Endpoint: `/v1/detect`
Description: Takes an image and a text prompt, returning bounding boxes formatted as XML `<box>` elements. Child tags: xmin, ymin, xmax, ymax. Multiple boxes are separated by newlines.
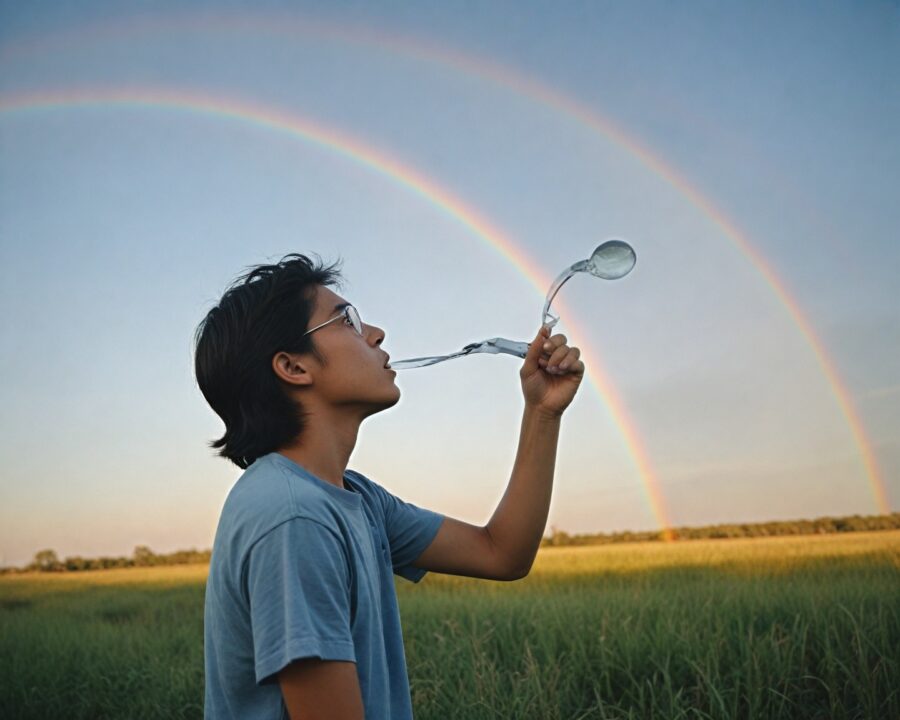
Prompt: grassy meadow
<box><xmin>1</xmin><ymin>531</ymin><xmax>898</xmax><ymax>719</ymax></box>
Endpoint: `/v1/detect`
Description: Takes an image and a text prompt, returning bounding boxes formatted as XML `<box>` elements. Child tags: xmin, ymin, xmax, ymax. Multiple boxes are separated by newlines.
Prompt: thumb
<box><xmin>521</xmin><ymin>325</ymin><xmax>550</xmax><ymax>375</ymax></box>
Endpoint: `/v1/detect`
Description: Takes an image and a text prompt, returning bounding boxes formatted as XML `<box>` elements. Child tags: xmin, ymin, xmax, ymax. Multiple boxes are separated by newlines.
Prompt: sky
<box><xmin>0</xmin><ymin>1</ymin><xmax>897</xmax><ymax>568</ymax></box>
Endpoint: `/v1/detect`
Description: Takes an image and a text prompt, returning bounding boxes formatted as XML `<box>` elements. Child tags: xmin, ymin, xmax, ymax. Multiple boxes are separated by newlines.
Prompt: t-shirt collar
<box><xmin>267</xmin><ymin>452</ymin><xmax>363</xmax><ymax>507</ymax></box>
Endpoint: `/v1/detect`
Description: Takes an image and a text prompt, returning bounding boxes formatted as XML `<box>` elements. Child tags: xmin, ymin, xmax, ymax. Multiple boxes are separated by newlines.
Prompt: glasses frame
<box><xmin>302</xmin><ymin>305</ymin><xmax>363</xmax><ymax>337</ymax></box>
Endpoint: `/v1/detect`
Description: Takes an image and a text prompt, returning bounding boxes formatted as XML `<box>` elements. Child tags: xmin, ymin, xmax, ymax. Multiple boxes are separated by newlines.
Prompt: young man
<box><xmin>196</xmin><ymin>254</ymin><xmax>584</xmax><ymax>719</ymax></box>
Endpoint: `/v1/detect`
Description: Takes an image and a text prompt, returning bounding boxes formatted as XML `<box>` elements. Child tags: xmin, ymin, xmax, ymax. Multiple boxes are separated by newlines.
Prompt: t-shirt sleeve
<box><xmin>375</xmin><ymin>483</ymin><xmax>445</xmax><ymax>583</ymax></box>
<box><xmin>245</xmin><ymin>518</ymin><xmax>356</xmax><ymax>685</ymax></box>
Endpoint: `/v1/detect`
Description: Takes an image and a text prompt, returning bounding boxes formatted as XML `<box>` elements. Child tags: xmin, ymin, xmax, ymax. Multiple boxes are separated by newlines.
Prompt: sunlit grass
<box><xmin>2</xmin><ymin>532</ymin><xmax>898</xmax><ymax>719</ymax></box>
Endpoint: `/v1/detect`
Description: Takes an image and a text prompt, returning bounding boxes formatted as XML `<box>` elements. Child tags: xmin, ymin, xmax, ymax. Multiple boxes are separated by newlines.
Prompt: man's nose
<box><xmin>366</xmin><ymin>323</ymin><xmax>385</xmax><ymax>346</ymax></box>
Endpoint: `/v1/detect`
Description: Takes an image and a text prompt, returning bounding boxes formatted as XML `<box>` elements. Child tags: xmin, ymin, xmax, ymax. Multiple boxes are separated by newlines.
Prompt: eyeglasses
<box><xmin>303</xmin><ymin>305</ymin><xmax>364</xmax><ymax>337</ymax></box>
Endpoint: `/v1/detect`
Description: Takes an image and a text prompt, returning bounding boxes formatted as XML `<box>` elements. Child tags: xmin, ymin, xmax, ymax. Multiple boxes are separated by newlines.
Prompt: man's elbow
<box><xmin>497</xmin><ymin>560</ymin><xmax>532</xmax><ymax>581</ymax></box>
<box><xmin>483</xmin><ymin>527</ymin><xmax>533</xmax><ymax>581</ymax></box>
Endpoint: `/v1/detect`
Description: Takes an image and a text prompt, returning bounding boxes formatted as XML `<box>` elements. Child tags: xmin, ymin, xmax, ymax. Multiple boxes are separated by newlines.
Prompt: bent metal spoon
<box><xmin>389</xmin><ymin>240</ymin><xmax>636</xmax><ymax>370</ymax></box>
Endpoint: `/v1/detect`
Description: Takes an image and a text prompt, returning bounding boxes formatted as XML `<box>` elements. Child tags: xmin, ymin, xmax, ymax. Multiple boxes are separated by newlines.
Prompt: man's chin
<box><xmin>362</xmin><ymin>387</ymin><xmax>401</xmax><ymax>417</ymax></box>
<box><xmin>382</xmin><ymin>386</ymin><xmax>401</xmax><ymax>409</ymax></box>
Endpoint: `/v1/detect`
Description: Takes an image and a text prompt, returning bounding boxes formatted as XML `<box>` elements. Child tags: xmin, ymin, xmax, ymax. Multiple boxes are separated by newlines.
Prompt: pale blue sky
<box><xmin>1</xmin><ymin>1</ymin><xmax>897</xmax><ymax>567</ymax></box>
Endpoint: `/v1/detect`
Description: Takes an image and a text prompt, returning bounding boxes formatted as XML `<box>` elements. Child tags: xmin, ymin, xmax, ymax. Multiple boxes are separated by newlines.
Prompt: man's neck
<box><xmin>276</xmin><ymin>407</ymin><xmax>361</xmax><ymax>490</ymax></box>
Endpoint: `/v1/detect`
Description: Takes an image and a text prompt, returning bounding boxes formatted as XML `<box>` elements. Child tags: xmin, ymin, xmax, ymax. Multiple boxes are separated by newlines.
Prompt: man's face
<box><xmin>298</xmin><ymin>285</ymin><xmax>400</xmax><ymax>417</ymax></box>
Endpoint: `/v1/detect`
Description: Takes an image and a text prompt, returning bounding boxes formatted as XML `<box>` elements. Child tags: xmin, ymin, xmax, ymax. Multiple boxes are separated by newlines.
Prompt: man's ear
<box><xmin>272</xmin><ymin>352</ymin><xmax>314</xmax><ymax>387</ymax></box>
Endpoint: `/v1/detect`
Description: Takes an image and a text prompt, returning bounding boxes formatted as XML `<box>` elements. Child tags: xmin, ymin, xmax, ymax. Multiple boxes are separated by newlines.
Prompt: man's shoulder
<box><xmin>217</xmin><ymin>454</ymin><xmax>346</xmax><ymax>551</ymax></box>
<box><xmin>344</xmin><ymin>468</ymin><xmax>390</xmax><ymax>509</ymax></box>
<box><xmin>222</xmin><ymin>454</ymin><xmax>294</xmax><ymax>517</ymax></box>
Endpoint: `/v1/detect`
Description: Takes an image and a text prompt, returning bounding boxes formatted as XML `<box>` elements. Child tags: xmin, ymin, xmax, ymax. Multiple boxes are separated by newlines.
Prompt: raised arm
<box><xmin>413</xmin><ymin>326</ymin><xmax>584</xmax><ymax>580</ymax></box>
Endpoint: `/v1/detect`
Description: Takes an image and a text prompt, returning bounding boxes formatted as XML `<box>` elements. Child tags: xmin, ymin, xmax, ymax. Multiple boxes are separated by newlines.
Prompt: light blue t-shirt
<box><xmin>204</xmin><ymin>452</ymin><xmax>444</xmax><ymax>719</ymax></box>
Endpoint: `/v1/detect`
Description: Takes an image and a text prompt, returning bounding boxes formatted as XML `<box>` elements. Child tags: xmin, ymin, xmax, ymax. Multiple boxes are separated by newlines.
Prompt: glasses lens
<box><xmin>347</xmin><ymin>306</ymin><xmax>363</xmax><ymax>334</ymax></box>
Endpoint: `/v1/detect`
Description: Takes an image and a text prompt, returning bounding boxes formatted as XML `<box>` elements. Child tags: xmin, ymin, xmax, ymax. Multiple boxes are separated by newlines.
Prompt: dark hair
<box><xmin>193</xmin><ymin>253</ymin><xmax>344</xmax><ymax>469</ymax></box>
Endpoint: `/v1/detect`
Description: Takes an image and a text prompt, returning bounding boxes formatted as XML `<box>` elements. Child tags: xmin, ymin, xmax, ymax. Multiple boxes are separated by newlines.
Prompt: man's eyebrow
<box><xmin>332</xmin><ymin>302</ymin><xmax>351</xmax><ymax>313</ymax></box>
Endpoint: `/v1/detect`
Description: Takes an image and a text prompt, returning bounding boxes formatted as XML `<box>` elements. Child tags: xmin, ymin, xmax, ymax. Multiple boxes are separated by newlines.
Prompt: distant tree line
<box><xmin>540</xmin><ymin>512</ymin><xmax>900</xmax><ymax>548</ymax></box>
<box><xmin>3</xmin><ymin>512</ymin><xmax>898</xmax><ymax>573</ymax></box>
<box><xmin>1</xmin><ymin>545</ymin><xmax>211</xmax><ymax>575</ymax></box>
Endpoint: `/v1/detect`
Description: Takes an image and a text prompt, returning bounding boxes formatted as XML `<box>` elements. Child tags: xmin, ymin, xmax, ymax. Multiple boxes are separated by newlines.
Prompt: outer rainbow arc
<box><xmin>359</xmin><ymin>31</ymin><xmax>891</xmax><ymax>515</ymax></box>
<box><xmin>0</xmin><ymin>87</ymin><xmax>675</xmax><ymax>536</ymax></box>
<box><xmin>0</xmin><ymin>12</ymin><xmax>889</xmax><ymax>513</ymax></box>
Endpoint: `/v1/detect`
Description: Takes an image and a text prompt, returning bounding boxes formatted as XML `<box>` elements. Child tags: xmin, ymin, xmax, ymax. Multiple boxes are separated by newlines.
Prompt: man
<box><xmin>195</xmin><ymin>253</ymin><xmax>584</xmax><ymax>719</ymax></box>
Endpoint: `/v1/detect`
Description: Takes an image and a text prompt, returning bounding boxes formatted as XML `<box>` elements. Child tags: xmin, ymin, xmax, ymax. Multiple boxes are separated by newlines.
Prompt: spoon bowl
<box><xmin>587</xmin><ymin>239</ymin><xmax>637</xmax><ymax>280</ymax></box>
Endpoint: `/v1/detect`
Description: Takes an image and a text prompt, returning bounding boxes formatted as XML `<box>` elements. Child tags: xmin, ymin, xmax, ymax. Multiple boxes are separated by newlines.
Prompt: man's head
<box><xmin>194</xmin><ymin>254</ymin><xmax>399</xmax><ymax>469</ymax></box>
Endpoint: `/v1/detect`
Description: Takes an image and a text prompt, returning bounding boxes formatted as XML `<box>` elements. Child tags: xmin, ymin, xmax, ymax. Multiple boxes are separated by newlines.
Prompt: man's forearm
<box><xmin>485</xmin><ymin>404</ymin><xmax>561</xmax><ymax>577</ymax></box>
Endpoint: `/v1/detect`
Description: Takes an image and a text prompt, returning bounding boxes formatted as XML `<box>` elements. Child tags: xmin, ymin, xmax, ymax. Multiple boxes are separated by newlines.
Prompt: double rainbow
<box><xmin>0</xmin><ymin>17</ymin><xmax>889</xmax><ymax>523</ymax></box>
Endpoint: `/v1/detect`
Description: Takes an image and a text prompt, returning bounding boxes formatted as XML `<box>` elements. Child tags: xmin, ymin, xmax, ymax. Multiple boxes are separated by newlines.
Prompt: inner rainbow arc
<box><xmin>0</xmin><ymin>87</ymin><xmax>676</xmax><ymax>536</ymax></box>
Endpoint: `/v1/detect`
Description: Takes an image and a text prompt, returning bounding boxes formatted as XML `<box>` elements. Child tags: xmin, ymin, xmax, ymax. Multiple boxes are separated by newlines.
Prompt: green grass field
<box><xmin>2</xmin><ymin>531</ymin><xmax>898</xmax><ymax>719</ymax></box>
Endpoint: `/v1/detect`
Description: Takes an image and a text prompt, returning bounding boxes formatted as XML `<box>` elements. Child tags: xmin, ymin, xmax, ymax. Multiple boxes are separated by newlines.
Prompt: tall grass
<box><xmin>2</xmin><ymin>532</ymin><xmax>898</xmax><ymax>719</ymax></box>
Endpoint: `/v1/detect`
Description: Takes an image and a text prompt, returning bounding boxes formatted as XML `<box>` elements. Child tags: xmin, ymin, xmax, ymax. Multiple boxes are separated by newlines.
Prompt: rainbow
<box><xmin>0</xmin><ymin>14</ymin><xmax>889</xmax><ymax>515</ymax></box>
<box><xmin>0</xmin><ymin>88</ymin><xmax>676</xmax><ymax>535</ymax></box>
<box><xmin>420</xmin><ymin>50</ymin><xmax>893</xmax><ymax>516</ymax></box>
<box><xmin>296</xmin><ymin>20</ymin><xmax>892</xmax><ymax>516</ymax></box>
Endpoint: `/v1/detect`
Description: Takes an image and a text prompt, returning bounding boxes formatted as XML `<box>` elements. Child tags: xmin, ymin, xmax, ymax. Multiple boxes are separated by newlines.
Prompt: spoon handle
<box><xmin>389</xmin><ymin>349</ymin><xmax>470</xmax><ymax>369</ymax></box>
<box><xmin>391</xmin><ymin>337</ymin><xmax>529</xmax><ymax>369</ymax></box>
<box><xmin>480</xmin><ymin>337</ymin><xmax>529</xmax><ymax>358</ymax></box>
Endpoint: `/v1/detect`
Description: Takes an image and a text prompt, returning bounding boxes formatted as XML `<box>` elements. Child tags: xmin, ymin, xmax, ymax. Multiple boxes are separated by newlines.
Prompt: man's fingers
<box><xmin>528</xmin><ymin>330</ymin><xmax>585</xmax><ymax>376</ymax></box>
<box><xmin>554</xmin><ymin>347</ymin><xmax>581</xmax><ymax>371</ymax></box>
<box><xmin>544</xmin><ymin>333</ymin><xmax>567</xmax><ymax>350</ymax></box>
<box><xmin>522</xmin><ymin>325</ymin><xmax>551</xmax><ymax>374</ymax></box>
<box><xmin>538</xmin><ymin>343</ymin><xmax>582</xmax><ymax>374</ymax></box>
<box><xmin>546</xmin><ymin>345</ymin><xmax>571</xmax><ymax>368</ymax></box>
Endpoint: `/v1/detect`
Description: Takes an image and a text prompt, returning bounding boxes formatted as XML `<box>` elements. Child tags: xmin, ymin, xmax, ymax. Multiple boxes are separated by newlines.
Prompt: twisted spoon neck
<box><xmin>542</xmin><ymin>259</ymin><xmax>589</xmax><ymax>326</ymax></box>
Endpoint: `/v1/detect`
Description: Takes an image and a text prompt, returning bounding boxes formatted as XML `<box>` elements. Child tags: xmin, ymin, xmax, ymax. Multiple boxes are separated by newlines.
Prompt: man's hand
<box><xmin>520</xmin><ymin>325</ymin><xmax>585</xmax><ymax>417</ymax></box>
